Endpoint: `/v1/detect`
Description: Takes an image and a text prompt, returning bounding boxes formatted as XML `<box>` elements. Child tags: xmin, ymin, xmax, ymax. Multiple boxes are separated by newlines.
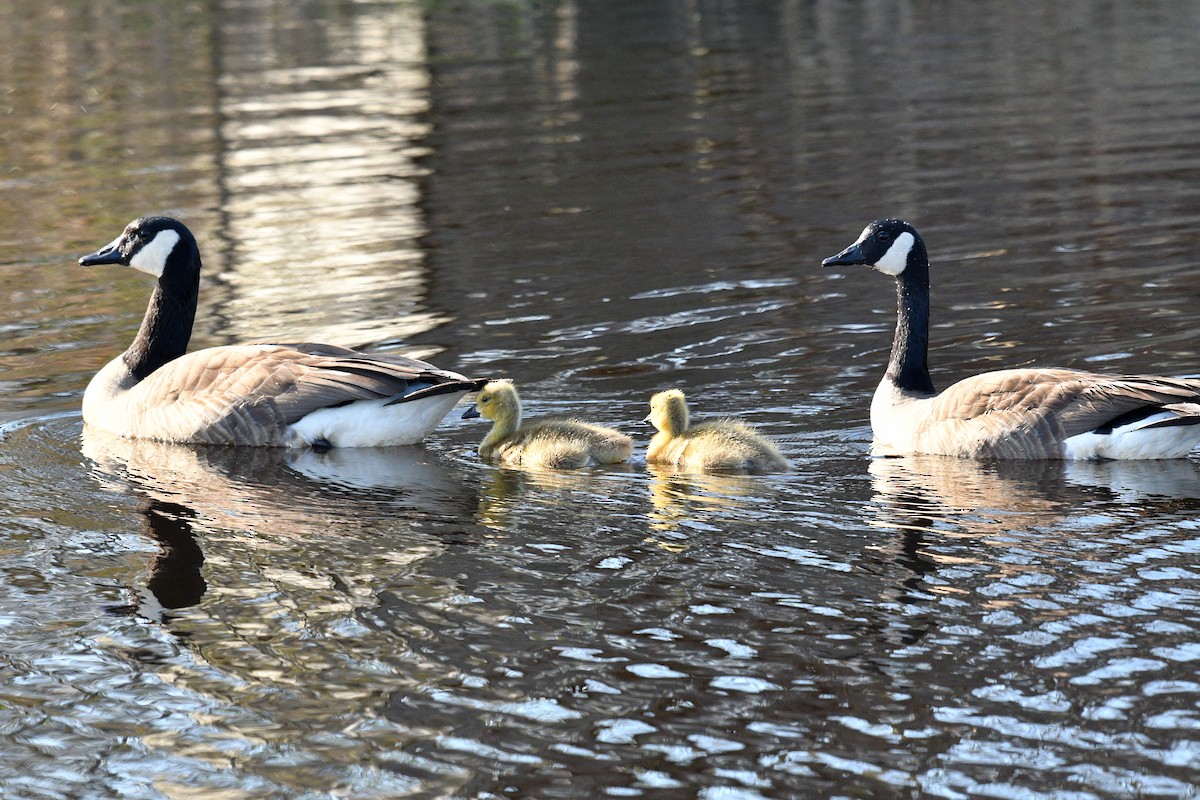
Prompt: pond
<box><xmin>2</xmin><ymin>1</ymin><xmax>1200</xmax><ymax>797</ymax></box>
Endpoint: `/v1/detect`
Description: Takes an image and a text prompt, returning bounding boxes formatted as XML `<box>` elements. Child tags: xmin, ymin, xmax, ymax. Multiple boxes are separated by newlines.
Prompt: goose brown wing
<box><xmin>1052</xmin><ymin>374</ymin><xmax>1200</xmax><ymax>433</ymax></box>
<box><xmin>270</xmin><ymin>342</ymin><xmax>482</xmax><ymax>389</ymax></box>
<box><xmin>925</xmin><ymin>368</ymin><xmax>1200</xmax><ymax>457</ymax></box>
<box><xmin>124</xmin><ymin>344</ymin><xmax>482</xmax><ymax>445</ymax></box>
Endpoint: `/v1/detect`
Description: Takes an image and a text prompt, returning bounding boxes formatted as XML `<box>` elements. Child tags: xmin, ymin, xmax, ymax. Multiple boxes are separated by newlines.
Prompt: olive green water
<box><xmin>2</xmin><ymin>1</ymin><xmax>1200</xmax><ymax>797</ymax></box>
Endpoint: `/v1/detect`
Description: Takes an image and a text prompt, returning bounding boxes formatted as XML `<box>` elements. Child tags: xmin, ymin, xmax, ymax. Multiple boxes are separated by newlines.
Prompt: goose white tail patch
<box><xmin>873</xmin><ymin>231</ymin><xmax>915</xmax><ymax>276</ymax></box>
<box><xmin>130</xmin><ymin>229</ymin><xmax>181</xmax><ymax>277</ymax></box>
<box><xmin>285</xmin><ymin>390</ymin><xmax>469</xmax><ymax>448</ymax></box>
<box><xmin>1064</xmin><ymin>411</ymin><xmax>1200</xmax><ymax>460</ymax></box>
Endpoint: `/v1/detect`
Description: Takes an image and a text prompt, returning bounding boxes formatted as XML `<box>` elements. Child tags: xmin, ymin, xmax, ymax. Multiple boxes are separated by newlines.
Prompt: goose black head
<box><xmin>822</xmin><ymin>219</ymin><xmax>925</xmax><ymax>277</ymax></box>
<box><xmin>79</xmin><ymin>217</ymin><xmax>199</xmax><ymax>280</ymax></box>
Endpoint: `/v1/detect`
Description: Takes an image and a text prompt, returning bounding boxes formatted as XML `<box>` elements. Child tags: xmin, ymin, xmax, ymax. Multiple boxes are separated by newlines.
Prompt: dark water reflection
<box><xmin>3</xmin><ymin>0</ymin><xmax>1200</xmax><ymax>797</ymax></box>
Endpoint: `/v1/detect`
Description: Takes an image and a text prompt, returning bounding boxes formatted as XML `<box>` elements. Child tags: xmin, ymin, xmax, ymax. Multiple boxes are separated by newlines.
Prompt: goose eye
<box><xmin>877</xmin><ymin>230</ymin><xmax>892</xmax><ymax>242</ymax></box>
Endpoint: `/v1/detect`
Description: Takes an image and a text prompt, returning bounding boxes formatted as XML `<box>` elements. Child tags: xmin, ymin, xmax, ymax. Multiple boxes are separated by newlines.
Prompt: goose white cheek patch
<box><xmin>129</xmin><ymin>229</ymin><xmax>181</xmax><ymax>277</ymax></box>
<box><xmin>873</xmin><ymin>231</ymin><xmax>914</xmax><ymax>276</ymax></box>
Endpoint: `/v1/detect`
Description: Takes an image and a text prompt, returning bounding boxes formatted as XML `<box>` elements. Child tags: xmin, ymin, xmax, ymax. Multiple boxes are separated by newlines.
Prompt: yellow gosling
<box><xmin>463</xmin><ymin>380</ymin><xmax>633</xmax><ymax>469</ymax></box>
<box><xmin>645</xmin><ymin>389</ymin><xmax>788</xmax><ymax>473</ymax></box>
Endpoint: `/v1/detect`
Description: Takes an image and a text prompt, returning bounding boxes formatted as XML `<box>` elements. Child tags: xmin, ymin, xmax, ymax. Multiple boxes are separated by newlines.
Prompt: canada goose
<box><xmin>79</xmin><ymin>216</ymin><xmax>485</xmax><ymax>447</ymax></box>
<box><xmin>462</xmin><ymin>380</ymin><xmax>633</xmax><ymax>468</ymax></box>
<box><xmin>644</xmin><ymin>389</ymin><xmax>788</xmax><ymax>473</ymax></box>
<box><xmin>822</xmin><ymin>218</ymin><xmax>1200</xmax><ymax>459</ymax></box>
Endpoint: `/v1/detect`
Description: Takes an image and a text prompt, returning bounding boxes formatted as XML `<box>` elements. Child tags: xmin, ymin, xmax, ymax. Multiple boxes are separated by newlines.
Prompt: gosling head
<box><xmin>645</xmin><ymin>389</ymin><xmax>689</xmax><ymax>436</ymax></box>
<box><xmin>462</xmin><ymin>379</ymin><xmax>522</xmax><ymax>423</ymax></box>
<box><xmin>821</xmin><ymin>218</ymin><xmax>925</xmax><ymax>278</ymax></box>
<box><xmin>79</xmin><ymin>216</ymin><xmax>199</xmax><ymax>281</ymax></box>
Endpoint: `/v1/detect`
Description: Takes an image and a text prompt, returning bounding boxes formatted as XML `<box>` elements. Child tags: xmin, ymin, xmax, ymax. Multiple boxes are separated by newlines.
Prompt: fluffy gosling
<box><xmin>463</xmin><ymin>380</ymin><xmax>633</xmax><ymax>469</ymax></box>
<box><xmin>645</xmin><ymin>389</ymin><xmax>787</xmax><ymax>473</ymax></box>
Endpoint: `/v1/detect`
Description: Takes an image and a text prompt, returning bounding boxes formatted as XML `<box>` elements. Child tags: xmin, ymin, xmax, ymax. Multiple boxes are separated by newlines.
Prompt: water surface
<box><xmin>2</xmin><ymin>1</ymin><xmax>1200</xmax><ymax>797</ymax></box>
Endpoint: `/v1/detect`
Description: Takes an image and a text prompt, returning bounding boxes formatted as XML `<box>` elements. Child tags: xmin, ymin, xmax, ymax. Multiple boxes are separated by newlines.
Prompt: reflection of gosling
<box><xmin>463</xmin><ymin>380</ymin><xmax>633</xmax><ymax>469</ymax></box>
<box><xmin>645</xmin><ymin>389</ymin><xmax>788</xmax><ymax>473</ymax></box>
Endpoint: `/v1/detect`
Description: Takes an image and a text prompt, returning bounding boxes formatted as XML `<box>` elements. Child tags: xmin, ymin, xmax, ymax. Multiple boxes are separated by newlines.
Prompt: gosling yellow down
<box><xmin>645</xmin><ymin>389</ymin><xmax>788</xmax><ymax>473</ymax></box>
<box><xmin>463</xmin><ymin>380</ymin><xmax>633</xmax><ymax>469</ymax></box>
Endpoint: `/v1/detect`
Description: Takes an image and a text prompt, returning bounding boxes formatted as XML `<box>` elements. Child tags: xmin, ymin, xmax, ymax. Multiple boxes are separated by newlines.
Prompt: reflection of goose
<box><xmin>1062</xmin><ymin>458</ymin><xmax>1200</xmax><ymax>502</ymax></box>
<box><xmin>140</xmin><ymin>499</ymin><xmax>206</xmax><ymax>610</ymax></box>
<box><xmin>84</xmin><ymin>424</ymin><xmax>480</xmax><ymax>617</ymax></box>
<box><xmin>462</xmin><ymin>380</ymin><xmax>633</xmax><ymax>469</ymax></box>
<box><xmin>102</xmin><ymin>498</ymin><xmax>208</xmax><ymax>616</ymax></box>
<box><xmin>867</xmin><ymin>456</ymin><xmax>1071</xmax><ymax>539</ymax></box>
<box><xmin>645</xmin><ymin>464</ymin><xmax>767</xmax><ymax>540</ymax></box>
<box><xmin>644</xmin><ymin>389</ymin><xmax>787</xmax><ymax>473</ymax></box>
<box><xmin>823</xmin><ymin>219</ymin><xmax>1200</xmax><ymax>459</ymax></box>
<box><xmin>863</xmin><ymin>453</ymin><xmax>1200</xmax><ymax>647</ymax></box>
<box><xmin>869</xmin><ymin>454</ymin><xmax>1200</xmax><ymax>541</ymax></box>
<box><xmin>472</xmin><ymin>464</ymin><xmax>634</xmax><ymax>532</ymax></box>
<box><xmin>287</xmin><ymin>446</ymin><xmax>471</xmax><ymax>495</ymax></box>
<box><xmin>81</xmin><ymin>426</ymin><xmax>478</xmax><ymax>534</ymax></box>
<box><xmin>78</xmin><ymin>217</ymin><xmax>485</xmax><ymax>447</ymax></box>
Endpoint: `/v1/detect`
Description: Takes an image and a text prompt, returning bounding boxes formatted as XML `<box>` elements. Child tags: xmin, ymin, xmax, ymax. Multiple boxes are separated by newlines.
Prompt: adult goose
<box><xmin>79</xmin><ymin>216</ymin><xmax>485</xmax><ymax>448</ymax></box>
<box><xmin>822</xmin><ymin>219</ymin><xmax>1200</xmax><ymax>459</ymax></box>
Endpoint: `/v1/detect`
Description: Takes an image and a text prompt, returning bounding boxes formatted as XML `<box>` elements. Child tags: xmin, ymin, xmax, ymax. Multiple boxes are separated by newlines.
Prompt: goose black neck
<box><xmin>122</xmin><ymin>249</ymin><xmax>200</xmax><ymax>382</ymax></box>
<box><xmin>888</xmin><ymin>248</ymin><xmax>935</xmax><ymax>395</ymax></box>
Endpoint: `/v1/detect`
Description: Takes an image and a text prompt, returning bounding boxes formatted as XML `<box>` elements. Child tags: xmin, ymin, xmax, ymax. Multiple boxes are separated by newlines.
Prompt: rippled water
<box><xmin>3</xmin><ymin>1</ymin><xmax>1200</xmax><ymax>798</ymax></box>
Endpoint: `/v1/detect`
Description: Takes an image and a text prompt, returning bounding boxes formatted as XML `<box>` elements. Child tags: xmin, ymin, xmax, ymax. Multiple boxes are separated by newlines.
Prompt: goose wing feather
<box><xmin>920</xmin><ymin>368</ymin><xmax>1200</xmax><ymax>457</ymax></box>
<box><xmin>116</xmin><ymin>344</ymin><xmax>480</xmax><ymax>445</ymax></box>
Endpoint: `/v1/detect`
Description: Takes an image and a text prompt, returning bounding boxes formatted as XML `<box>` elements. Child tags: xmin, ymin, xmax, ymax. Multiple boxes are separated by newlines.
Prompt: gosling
<box><xmin>463</xmin><ymin>380</ymin><xmax>633</xmax><ymax>469</ymax></box>
<box><xmin>645</xmin><ymin>389</ymin><xmax>788</xmax><ymax>473</ymax></box>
